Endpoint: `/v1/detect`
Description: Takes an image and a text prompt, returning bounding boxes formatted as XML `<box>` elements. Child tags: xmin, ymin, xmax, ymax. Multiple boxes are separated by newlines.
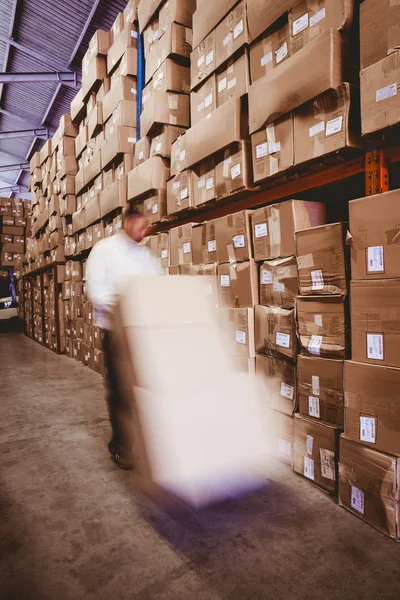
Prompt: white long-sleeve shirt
<box><xmin>86</xmin><ymin>232</ymin><xmax>161</xmax><ymax>329</ymax></box>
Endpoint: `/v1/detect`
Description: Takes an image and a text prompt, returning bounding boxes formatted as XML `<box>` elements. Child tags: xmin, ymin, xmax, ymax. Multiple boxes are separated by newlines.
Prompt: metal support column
<box><xmin>365</xmin><ymin>149</ymin><xmax>389</xmax><ymax>196</ymax></box>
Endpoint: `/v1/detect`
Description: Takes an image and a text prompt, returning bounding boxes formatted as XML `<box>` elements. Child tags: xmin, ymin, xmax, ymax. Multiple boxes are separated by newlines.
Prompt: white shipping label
<box><xmin>155</xmin><ymin>142</ymin><xmax>162</xmax><ymax>153</ymax></box>
<box><xmin>312</xmin><ymin>375</ymin><xmax>320</xmax><ymax>396</ymax></box>
<box><xmin>206</xmin><ymin>177</ymin><xmax>214</xmax><ymax>190</ymax></box>
<box><xmin>278</xmin><ymin>439</ymin><xmax>292</xmax><ymax>456</ymax></box>
<box><xmin>273</xmin><ymin>282</ymin><xmax>285</xmax><ymax>292</ymax></box>
<box><xmin>233</xmin><ymin>235</ymin><xmax>245</xmax><ymax>248</ymax></box>
<box><xmin>231</xmin><ymin>163</ymin><xmax>241</xmax><ymax>179</ymax></box>
<box><xmin>311</xmin><ymin>269</ymin><xmax>324</xmax><ymax>290</ymax></box>
<box><xmin>309</xmin><ymin>121</ymin><xmax>325</xmax><ymax>137</ymax></box>
<box><xmin>218</xmin><ymin>77</ymin><xmax>227</xmax><ymax>93</ymax></box>
<box><xmin>204</xmin><ymin>93</ymin><xmax>213</xmax><ymax>108</ymax></box>
<box><xmin>223</xmin><ymin>32</ymin><xmax>233</xmax><ymax>46</ymax></box>
<box><xmin>208</xmin><ymin>240</ymin><xmax>217</xmax><ymax>252</ymax></box>
<box><xmin>197</xmin><ymin>101</ymin><xmax>205</xmax><ymax>112</ymax></box>
<box><xmin>280</xmin><ymin>383</ymin><xmax>294</xmax><ymax>400</ymax></box>
<box><xmin>255</xmin><ymin>222</ymin><xmax>268</xmax><ymax>238</ymax></box>
<box><xmin>275</xmin><ymin>42</ymin><xmax>288</xmax><ymax>64</ymax></box>
<box><xmin>261</xmin><ymin>52</ymin><xmax>273</xmax><ymax>67</ymax></box>
<box><xmin>320</xmin><ymin>448</ymin><xmax>336</xmax><ymax>480</ymax></box>
<box><xmin>276</xmin><ymin>332</ymin><xmax>290</xmax><ymax>349</ymax></box>
<box><xmin>360</xmin><ymin>416</ymin><xmax>376</xmax><ymax>443</ymax></box>
<box><xmin>308</xmin><ymin>396</ymin><xmax>320</xmax><ymax>419</ymax></box>
<box><xmin>221</xmin><ymin>275</ymin><xmax>230</xmax><ymax>287</ymax></box>
<box><xmin>326</xmin><ymin>115</ymin><xmax>343</xmax><ymax>136</ymax></box>
<box><xmin>304</xmin><ymin>456</ymin><xmax>315</xmax><ymax>481</ymax></box>
<box><xmin>261</xmin><ymin>270</ymin><xmax>273</xmax><ymax>285</ymax></box>
<box><xmin>314</xmin><ymin>314</ymin><xmax>323</xmax><ymax>327</ymax></box>
<box><xmin>367</xmin><ymin>246</ymin><xmax>384</xmax><ymax>273</ymax></box>
<box><xmin>197</xmin><ymin>55</ymin><xmax>205</xmax><ymax>67</ymax></box>
<box><xmin>180</xmin><ymin>187</ymin><xmax>188</xmax><ymax>200</ymax></box>
<box><xmin>256</xmin><ymin>142</ymin><xmax>269</xmax><ymax>158</ymax></box>
<box><xmin>198</xmin><ymin>178</ymin><xmax>205</xmax><ymax>189</ymax></box>
<box><xmin>152</xmin><ymin>204</ymin><xmax>158</xmax><ymax>214</ymax></box>
<box><xmin>293</xmin><ymin>12</ymin><xmax>309</xmax><ymax>35</ymax></box>
<box><xmin>227</xmin><ymin>77</ymin><xmax>237</xmax><ymax>90</ymax></box>
<box><xmin>233</xmin><ymin>19</ymin><xmax>244</xmax><ymax>39</ymax></box>
<box><xmin>183</xmin><ymin>242</ymin><xmax>191</xmax><ymax>254</ymax></box>
<box><xmin>268</xmin><ymin>141</ymin><xmax>281</xmax><ymax>154</ymax></box>
<box><xmin>376</xmin><ymin>83</ymin><xmax>397</xmax><ymax>102</ymax></box>
<box><xmin>206</xmin><ymin>50</ymin><xmax>214</xmax><ymax>66</ymax></box>
<box><xmin>236</xmin><ymin>330</ymin><xmax>247</xmax><ymax>345</ymax></box>
<box><xmin>309</xmin><ymin>335</ymin><xmax>323</xmax><ymax>356</ymax></box>
<box><xmin>180</xmin><ymin>149</ymin><xmax>186</xmax><ymax>162</ymax></box>
<box><xmin>306</xmin><ymin>435</ymin><xmax>313</xmax><ymax>455</ymax></box>
<box><xmin>367</xmin><ymin>334</ymin><xmax>384</xmax><ymax>360</ymax></box>
<box><xmin>161</xmin><ymin>249</ymin><xmax>168</xmax><ymax>259</ymax></box>
<box><xmin>138</xmin><ymin>150</ymin><xmax>144</xmax><ymax>160</ymax></box>
<box><xmin>310</xmin><ymin>7</ymin><xmax>326</xmax><ymax>26</ymax></box>
<box><xmin>173</xmin><ymin>181</ymin><xmax>180</xmax><ymax>190</ymax></box>
<box><xmin>351</xmin><ymin>486</ymin><xmax>365</xmax><ymax>514</ymax></box>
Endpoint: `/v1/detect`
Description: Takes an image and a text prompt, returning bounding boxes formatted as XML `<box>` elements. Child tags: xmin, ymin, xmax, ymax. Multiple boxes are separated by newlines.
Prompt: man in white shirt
<box><xmin>86</xmin><ymin>206</ymin><xmax>161</xmax><ymax>469</ymax></box>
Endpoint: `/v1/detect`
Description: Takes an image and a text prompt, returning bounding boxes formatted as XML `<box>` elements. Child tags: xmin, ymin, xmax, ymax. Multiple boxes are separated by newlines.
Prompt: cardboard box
<box><xmin>190</xmin><ymin>76</ymin><xmax>217</xmax><ymax>126</ymax></box>
<box><xmin>288</xmin><ymin>0</ymin><xmax>354</xmax><ymax>55</ymax></box>
<box><xmin>351</xmin><ymin>279</ymin><xmax>400</xmax><ymax>369</ymax></box>
<box><xmin>102</xmin><ymin>76</ymin><xmax>137</xmax><ymax>123</ymax></box>
<box><xmin>72</xmin><ymin>208</ymin><xmax>85</xmax><ymax>234</ymax></box>
<box><xmin>217</xmin><ymin>308</ymin><xmax>255</xmax><ymax>359</ymax></box>
<box><xmin>147</xmin><ymin>58</ymin><xmax>190</xmax><ymax>95</ymax></box>
<box><xmin>169</xmin><ymin>223</ymin><xmax>194</xmax><ymax>265</ymax></box>
<box><xmin>251</xmin><ymin>115</ymin><xmax>294</xmax><ymax>182</ymax></box>
<box><xmin>104</xmin><ymin>100</ymin><xmax>137</xmax><ymax>135</ymax></box>
<box><xmin>107</xmin><ymin>24</ymin><xmax>138</xmax><ymax>75</ymax></box>
<box><xmin>216</xmin><ymin>50</ymin><xmax>250</xmax><ymax>107</ymax></box>
<box><xmin>102</xmin><ymin>126</ymin><xmax>136</xmax><ymax>169</ymax></box>
<box><xmin>298</xmin><ymin>355</ymin><xmax>344</xmax><ymax>427</ymax></box>
<box><xmin>294</xmin><ymin>83</ymin><xmax>361</xmax><ymax>165</ymax></box>
<box><xmin>339</xmin><ymin>437</ymin><xmax>400</xmax><ymax>540</ymax></box>
<box><xmin>137</xmin><ymin>191</ymin><xmax>167</xmax><ymax>224</ymax></box>
<box><xmin>145</xmin><ymin>23</ymin><xmax>192</xmax><ymax>84</ymax></box>
<box><xmin>256</xmin><ymin>355</ymin><xmax>296</xmax><ymax>416</ymax></box>
<box><xmin>217</xmin><ymin>260</ymin><xmax>259</xmax><ymax>309</ymax></box>
<box><xmin>255</xmin><ymin>305</ymin><xmax>296</xmax><ymax>362</ymax></box>
<box><xmin>100</xmin><ymin>177</ymin><xmax>128</xmax><ymax>217</ymax></box>
<box><xmin>191</xmin><ymin>158</ymin><xmax>216</xmax><ymax>207</ymax></box>
<box><xmin>191</xmin><ymin>220</ymin><xmax>217</xmax><ymax>265</ymax></box>
<box><xmin>248</xmin><ymin>29</ymin><xmax>351</xmax><ymax>133</ymax></box>
<box><xmin>75</xmin><ymin>125</ymin><xmax>88</xmax><ymax>159</ymax></box>
<box><xmin>84</xmin><ymin>195</ymin><xmax>101</xmax><ymax>227</ymax></box>
<box><xmin>265</xmin><ymin>408</ymin><xmax>294</xmax><ymax>467</ymax></box>
<box><xmin>295</xmin><ymin>222</ymin><xmax>348</xmax><ymax>296</ymax></box>
<box><xmin>214</xmin><ymin>209</ymin><xmax>253</xmax><ymax>264</ymax></box>
<box><xmin>84</xmin><ymin>150</ymin><xmax>102</xmax><ymax>186</ymax></box>
<box><xmin>214</xmin><ymin>140</ymin><xmax>253</xmax><ymax>197</ymax></box>
<box><xmin>344</xmin><ymin>361</ymin><xmax>400</xmax><ymax>455</ymax></box>
<box><xmin>170</xmin><ymin>133</ymin><xmax>188</xmax><ymax>175</ymax></box>
<box><xmin>134</xmin><ymin>136</ymin><xmax>151</xmax><ymax>167</ymax></box>
<box><xmin>259</xmin><ymin>256</ymin><xmax>298</xmax><ymax>309</ymax></box>
<box><xmin>297</xmin><ymin>295</ymin><xmax>347</xmax><ymax>360</ymax></box>
<box><xmin>215</xmin><ymin>0</ymin><xmax>249</xmax><ymax>70</ymax></box>
<box><xmin>127</xmin><ymin>157</ymin><xmax>170</xmax><ymax>201</ymax></box>
<box><xmin>139</xmin><ymin>0</ymin><xmax>196</xmax><ymax>34</ymax></box>
<box><xmin>360</xmin><ymin>0</ymin><xmax>400</xmax><ymax>70</ymax></box>
<box><xmin>249</xmin><ymin>21</ymin><xmax>290</xmax><ymax>83</ymax></box>
<box><xmin>82</xmin><ymin>56</ymin><xmax>107</xmax><ymax>98</ymax></box>
<box><xmin>166</xmin><ymin>169</ymin><xmax>193</xmax><ymax>214</ymax></box>
<box><xmin>252</xmin><ymin>200</ymin><xmax>327</xmax><ymax>261</ymax></box>
<box><xmin>294</xmin><ymin>414</ymin><xmax>340</xmax><ymax>494</ymax></box>
<box><xmin>190</xmin><ymin>30</ymin><xmax>216</xmax><ymax>90</ymax></box>
<box><xmin>360</xmin><ymin>53</ymin><xmax>400</xmax><ymax>136</ymax></box>
<box><xmin>349</xmin><ymin>189</ymin><xmax>400</xmax><ymax>281</ymax></box>
<box><xmin>150</xmin><ymin>125</ymin><xmax>185</xmax><ymax>159</ymax></box>
<box><xmin>141</xmin><ymin>232</ymin><xmax>170</xmax><ymax>268</ymax></box>
<box><xmin>192</xmin><ymin>0</ymin><xmax>237</xmax><ymax>49</ymax></box>
<box><xmin>140</xmin><ymin>90</ymin><xmax>190</xmax><ymax>136</ymax></box>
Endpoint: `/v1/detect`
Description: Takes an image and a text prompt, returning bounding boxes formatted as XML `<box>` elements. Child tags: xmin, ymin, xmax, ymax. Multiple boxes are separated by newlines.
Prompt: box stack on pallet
<box><xmin>0</xmin><ymin>197</ymin><xmax>30</xmax><ymax>270</ymax></box>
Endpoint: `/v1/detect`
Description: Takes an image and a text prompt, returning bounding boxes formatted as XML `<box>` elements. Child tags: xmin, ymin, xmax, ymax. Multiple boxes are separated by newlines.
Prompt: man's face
<box><xmin>123</xmin><ymin>215</ymin><xmax>149</xmax><ymax>243</ymax></box>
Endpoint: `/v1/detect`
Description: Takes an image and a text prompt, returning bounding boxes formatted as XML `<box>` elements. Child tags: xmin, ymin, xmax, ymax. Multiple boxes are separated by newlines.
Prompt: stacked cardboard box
<box><xmin>0</xmin><ymin>197</ymin><xmax>30</xmax><ymax>269</ymax></box>
<box><xmin>339</xmin><ymin>189</ymin><xmax>400</xmax><ymax>539</ymax></box>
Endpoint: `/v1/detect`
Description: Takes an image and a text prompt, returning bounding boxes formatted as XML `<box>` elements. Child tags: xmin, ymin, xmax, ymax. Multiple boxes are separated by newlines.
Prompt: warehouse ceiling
<box><xmin>0</xmin><ymin>0</ymin><xmax>127</xmax><ymax>198</ymax></box>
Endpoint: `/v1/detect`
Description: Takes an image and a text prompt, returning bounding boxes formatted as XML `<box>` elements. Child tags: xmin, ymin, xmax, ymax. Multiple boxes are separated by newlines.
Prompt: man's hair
<box><xmin>122</xmin><ymin>204</ymin><xmax>144</xmax><ymax>223</ymax></box>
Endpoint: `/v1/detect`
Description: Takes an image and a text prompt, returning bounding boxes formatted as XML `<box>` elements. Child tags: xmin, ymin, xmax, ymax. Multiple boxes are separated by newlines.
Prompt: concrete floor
<box><xmin>1</xmin><ymin>333</ymin><xmax>400</xmax><ymax>600</ymax></box>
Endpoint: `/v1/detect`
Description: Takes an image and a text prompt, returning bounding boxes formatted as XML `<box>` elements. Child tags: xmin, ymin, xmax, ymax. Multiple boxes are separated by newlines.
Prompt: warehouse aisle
<box><xmin>1</xmin><ymin>333</ymin><xmax>400</xmax><ymax>600</ymax></box>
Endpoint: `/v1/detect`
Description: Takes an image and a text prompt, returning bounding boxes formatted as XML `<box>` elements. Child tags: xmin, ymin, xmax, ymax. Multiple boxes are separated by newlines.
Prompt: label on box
<box><xmin>180</xmin><ymin>150</ymin><xmax>186</xmax><ymax>162</ymax></box>
<box><xmin>280</xmin><ymin>383</ymin><xmax>294</xmax><ymax>400</ymax></box>
<box><xmin>351</xmin><ymin>486</ymin><xmax>364</xmax><ymax>514</ymax></box>
<box><xmin>309</xmin><ymin>121</ymin><xmax>325</xmax><ymax>137</ymax></box>
<box><xmin>278</xmin><ymin>438</ymin><xmax>292</xmax><ymax>456</ymax></box>
<box><xmin>221</xmin><ymin>275</ymin><xmax>230</xmax><ymax>287</ymax></box>
<box><xmin>173</xmin><ymin>181</ymin><xmax>180</xmax><ymax>190</ymax></box>
<box><xmin>161</xmin><ymin>249</ymin><xmax>168</xmax><ymax>259</ymax></box>
<box><xmin>231</xmin><ymin>163</ymin><xmax>241</xmax><ymax>179</ymax></box>
<box><xmin>206</xmin><ymin>50</ymin><xmax>214</xmax><ymax>66</ymax></box>
<box><xmin>236</xmin><ymin>330</ymin><xmax>246</xmax><ymax>345</ymax></box>
<box><xmin>268</xmin><ymin>142</ymin><xmax>281</xmax><ymax>154</ymax></box>
<box><xmin>308</xmin><ymin>396</ymin><xmax>320</xmax><ymax>418</ymax></box>
<box><xmin>198</xmin><ymin>178</ymin><xmax>205</xmax><ymax>188</ymax></box>
<box><xmin>223</xmin><ymin>32</ymin><xmax>233</xmax><ymax>46</ymax></box>
<box><xmin>233</xmin><ymin>235</ymin><xmax>245</xmax><ymax>248</ymax></box>
<box><xmin>261</xmin><ymin>52</ymin><xmax>273</xmax><ymax>66</ymax></box>
<box><xmin>218</xmin><ymin>77</ymin><xmax>227</xmax><ymax>93</ymax></box>
<box><xmin>197</xmin><ymin>55</ymin><xmax>205</xmax><ymax>67</ymax></box>
<box><xmin>304</xmin><ymin>456</ymin><xmax>315</xmax><ymax>480</ymax></box>
<box><xmin>367</xmin><ymin>246</ymin><xmax>384</xmax><ymax>273</ymax></box>
<box><xmin>233</xmin><ymin>19</ymin><xmax>244</xmax><ymax>39</ymax></box>
<box><xmin>273</xmin><ymin>282</ymin><xmax>285</xmax><ymax>292</ymax></box>
<box><xmin>138</xmin><ymin>150</ymin><xmax>144</xmax><ymax>160</ymax></box>
<box><xmin>312</xmin><ymin>375</ymin><xmax>320</xmax><ymax>396</ymax></box>
<box><xmin>376</xmin><ymin>83</ymin><xmax>397</xmax><ymax>102</ymax></box>
<box><xmin>314</xmin><ymin>314</ymin><xmax>323</xmax><ymax>327</ymax></box>
<box><xmin>206</xmin><ymin>177</ymin><xmax>214</xmax><ymax>190</ymax></box>
<box><xmin>255</xmin><ymin>222</ymin><xmax>268</xmax><ymax>238</ymax></box>
<box><xmin>310</xmin><ymin>7</ymin><xmax>326</xmax><ymax>26</ymax></box>
<box><xmin>227</xmin><ymin>77</ymin><xmax>237</xmax><ymax>90</ymax></box>
<box><xmin>155</xmin><ymin>142</ymin><xmax>162</xmax><ymax>153</ymax></box>
<box><xmin>311</xmin><ymin>269</ymin><xmax>324</xmax><ymax>290</ymax></box>
<box><xmin>275</xmin><ymin>42</ymin><xmax>288</xmax><ymax>64</ymax></box>
<box><xmin>204</xmin><ymin>93</ymin><xmax>213</xmax><ymax>108</ymax></box>
<box><xmin>309</xmin><ymin>335</ymin><xmax>322</xmax><ymax>356</ymax></box>
<box><xmin>180</xmin><ymin>187</ymin><xmax>188</xmax><ymax>200</ymax></box>
<box><xmin>367</xmin><ymin>334</ymin><xmax>384</xmax><ymax>360</ymax></box>
<box><xmin>326</xmin><ymin>116</ymin><xmax>343</xmax><ymax>136</ymax></box>
<box><xmin>261</xmin><ymin>269</ymin><xmax>273</xmax><ymax>284</ymax></box>
<box><xmin>306</xmin><ymin>435</ymin><xmax>313</xmax><ymax>455</ymax></box>
<box><xmin>320</xmin><ymin>448</ymin><xmax>335</xmax><ymax>480</ymax></box>
<box><xmin>208</xmin><ymin>240</ymin><xmax>216</xmax><ymax>252</ymax></box>
<box><xmin>360</xmin><ymin>416</ymin><xmax>376</xmax><ymax>443</ymax></box>
<box><xmin>293</xmin><ymin>12</ymin><xmax>309</xmax><ymax>35</ymax></box>
<box><xmin>256</xmin><ymin>142</ymin><xmax>269</xmax><ymax>158</ymax></box>
<box><xmin>183</xmin><ymin>242</ymin><xmax>191</xmax><ymax>254</ymax></box>
<box><xmin>197</xmin><ymin>101</ymin><xmax>205</xmax><ymax>112</ymax></box>
<box><xmin>276</xmin><ymin>332</ymin><xmax>290</xmax><ymax>349</ymax></box>
<box><xmin>152</xmin><ymin>204</ymin><xmax>158</xmax><ymax>214</ymax></box>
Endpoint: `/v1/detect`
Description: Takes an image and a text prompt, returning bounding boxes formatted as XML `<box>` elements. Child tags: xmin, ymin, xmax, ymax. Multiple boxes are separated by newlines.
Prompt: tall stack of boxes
<box><xmin>0</xmin><ymin>197</ymin><xmax>30</xmax><ymax>269</ymax></box>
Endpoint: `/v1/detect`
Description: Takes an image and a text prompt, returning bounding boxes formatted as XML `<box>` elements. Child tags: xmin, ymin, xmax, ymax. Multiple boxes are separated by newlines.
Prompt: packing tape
<box><xmin>312</xmin><ymin>96</ymin><xmax>326</xmax><ymax>158</ymax></box>
<box><xmin>297</xmin><ymin>253</ymin><xmax>315</xmax><ymax>269</ymax></box>
<box><xmin>386</xmin><ymin>227</ymin><xmax>400</xmax><ymax>244</ymax></box>
<box><xmin>389</xmin><ymin>0</ymin><xmax>400</xmax><ymax>7</ymax></box>
<box><xmin>269</xmin><ymin>155</ymin><xmax>279</xmax><ymax>176</ymax></box>
<box><xmin>268</xmin><ymin>206</ymin><xmax>281</xmax><ymax>258</ymax></box>
<box><xmin>230</xmin><ymin>262</ymin><xmax>238</xmax><ymax>281</ymax></box>
<box><xmin>223</xmin><ymin>150</ymin><xmax>232</xmax><ymax>178</ymax></box>
<box><xmin>178</xmin><ymin>248</ymin><xmax>184</xmax><ymax>264</ymax></box>
<box><xmin>227</xmin><ymin>243</ymin><xmax>236</xmax><ymax>264</ymax></box>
